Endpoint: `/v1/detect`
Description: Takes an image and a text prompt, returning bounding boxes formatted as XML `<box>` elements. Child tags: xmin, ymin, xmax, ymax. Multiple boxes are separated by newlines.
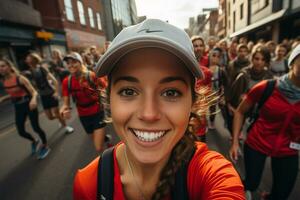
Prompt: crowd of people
<box><xmin>0</xmin><ymin>44</ymin><xmax>112</xmax><ymax>159</ymax></box>
<box><xmin>1</xmin><ymin>18</ymin><xmax>300</xmax><ymax>199</ymax></box>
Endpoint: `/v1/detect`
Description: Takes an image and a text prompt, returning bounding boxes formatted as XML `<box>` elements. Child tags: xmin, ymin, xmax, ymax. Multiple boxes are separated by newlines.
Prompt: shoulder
<box><xmin>187</xmin><ymin>142</ymin><xmax>245</xmax><ymax>199</ymax></box>
<box><xmin>62</xmin><ymin>76</ymin><xmax>70</xmax><ymax>87</ymax></box>
<box><xmin>245</xmin><ymin>80</ymin><xmax>271</xmax><ymax>103</ymax></box>
<box><xmin>73</xmin><ymin>157</ymin><xmax>99</xmax><ymax>200</ymax></box>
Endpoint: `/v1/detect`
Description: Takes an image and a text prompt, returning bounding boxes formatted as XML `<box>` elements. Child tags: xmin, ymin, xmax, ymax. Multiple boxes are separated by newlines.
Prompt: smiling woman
<box><xmin>73</xmin><ymin>19</ymin><xmax>245</xmax><ymax>200</ymax></box>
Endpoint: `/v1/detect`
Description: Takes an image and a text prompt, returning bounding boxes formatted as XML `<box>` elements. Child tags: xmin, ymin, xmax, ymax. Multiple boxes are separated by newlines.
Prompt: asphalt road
<box><xmin>0</xmin><ymin>103</ymin><xmax>299</xmax><ymax>200</ymax></box>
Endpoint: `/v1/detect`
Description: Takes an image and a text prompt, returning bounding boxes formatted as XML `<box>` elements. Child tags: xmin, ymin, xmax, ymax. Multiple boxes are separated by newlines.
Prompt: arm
<box><xmin>229</xmin><ymin>98</ymin><xmax>253</xmax><ymax>161</ymax></box>
<box><xmin>59</xmin><ymin>78</ymin><xmax>72</xmax><ymax>119</ymax></box>
<box><xmin>19</xmin><ymin>75</ymin><xmax>38</xmax><ymax>110</ymax></box>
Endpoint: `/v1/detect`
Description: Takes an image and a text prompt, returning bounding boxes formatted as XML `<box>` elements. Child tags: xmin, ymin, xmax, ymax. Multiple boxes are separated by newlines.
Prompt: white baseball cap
<box><xmin>288</xmin><ymin>44</ymin><xmax>300</xmax><ymax>67</ymax></box>
<box><xmin>63</xmin><ymin>52</ymin><xmax>83</xmax><ymax>64</ymax></box>
<box><xmin>95</xmin><ymin>19</ymin><xmax>203</xmax><ymax>78</ymax></box>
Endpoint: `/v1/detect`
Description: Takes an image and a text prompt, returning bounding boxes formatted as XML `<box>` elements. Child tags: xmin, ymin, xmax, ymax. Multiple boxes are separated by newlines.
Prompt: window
<box><xmin>228</xmin><ymin>2</ymin><xmax>230</xmax><ymax>16</ymax></box>
<box><xmin>233</xmin><ymin>11</ymin><xmax>236</xmax><ymax>32</ymax></box>
<box><xmin>240</xmin><ymin>3</ymin><xmax>244</xmax><ymax>19</ymax></box>
<box><xmin>88</xmin><ymin>7</ymin><xmax>95</xmax><ymax>28</ymax></box>
<box><xmin>96</xmin><ymin>13</ymin><xmax>102</xmax><ymax>30</ymax></box>
<box><xmin>64</xmin><ymin>0</ymin><xmax>75</xmax><ymax>21</ymax></box>
<box><xmin>77</xmin><ymin>1</ymin><xmax>86</xmax><ymax>25</ymax></box>
<box><xmin>251</xmin><ymin>0</ymin><xmax>269</xmax><ymax>14</ymax></box>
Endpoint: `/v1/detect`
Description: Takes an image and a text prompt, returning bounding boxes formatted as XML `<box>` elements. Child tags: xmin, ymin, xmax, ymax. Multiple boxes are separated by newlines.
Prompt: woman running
<box><xmin>25</xmin><ymin>53</ymin><xmax>74</xmax><ymax>134</ymax></box>
<box><xmin>73</xmin><ymin>19</ymin><xmax>245</xmax><ymax>200</ymax></box>
<box><xmin>60</xmin><ymin>52</ymin><xmax>109</xmax><ymax>153</ymax></box>
<box><xmin>229</xmin><ymin>44</ymin><xmax>300</xmax><ymax>200</ymax></box>
<box><xmin>0</xmin><ymin>58</ymin><xmax>50</xmax><ymax>159</ymax></box>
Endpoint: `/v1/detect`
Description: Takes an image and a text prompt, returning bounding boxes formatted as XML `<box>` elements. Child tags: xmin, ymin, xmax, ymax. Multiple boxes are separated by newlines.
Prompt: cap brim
<box><xmin>95</xmin><ymin>36</ymin><xmax>203</xmax><ymax>79</ymax></box>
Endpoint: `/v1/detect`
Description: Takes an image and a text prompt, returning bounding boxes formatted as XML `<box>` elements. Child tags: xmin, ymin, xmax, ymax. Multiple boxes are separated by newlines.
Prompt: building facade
<box><xmin>34</xmin><ymin>0</ymin><xmax>106</xmax><ymax>52</ymax></box>
<box><xmin>102</xmin><ymin>0</ymin><xmax>138</xmax><ymax>41</ymax></box>
<box><xmin>217</xmin><ymin>0</ymin><xmax>227</xmax><ymax>39</ymax></box>
<box><xmin>229</xmin><ymin>0</ymin><xmax>300</xmax><ymax>43</ymax></box>
<box><xmin>0</xmin><ymin>0</ymin><xmax>67</xmax><ymax>70</ymax></box>
<box><xmin>227</xmin><ymin>0</ymin><xmax>248</xmax><ymax>38</ymax></box>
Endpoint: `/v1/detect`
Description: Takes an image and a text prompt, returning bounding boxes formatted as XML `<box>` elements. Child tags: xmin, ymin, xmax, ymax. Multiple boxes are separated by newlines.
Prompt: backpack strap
<box><xmin>67</xmin><ymin>75</ymin><xmax>76</xmax><ymax>103</ymax></box>
<box><xmin>97</xmin><ymin>147</ymin><xmax>114</xmax><ymax>200</ymax></box>
<box><xmin>97</xmin><ymin>147</ymin><xmax>194</xmax><ymax>200</ymax></box>
<box><xmin>171</xmin><ymin>150</ymin><xmax>194</xmax><ymax>200</ymax></box>
<box><xmin>247</xmin><ymin>79</ymin><xmax>276</xmax><ymax>132</ymax></box>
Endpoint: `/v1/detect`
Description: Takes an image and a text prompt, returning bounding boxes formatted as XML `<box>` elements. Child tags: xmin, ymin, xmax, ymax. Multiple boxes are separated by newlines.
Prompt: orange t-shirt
<box><xmin>73</xmin><ymin>142</ymin><xmax>245</xmax><ymax>200</ymax></box>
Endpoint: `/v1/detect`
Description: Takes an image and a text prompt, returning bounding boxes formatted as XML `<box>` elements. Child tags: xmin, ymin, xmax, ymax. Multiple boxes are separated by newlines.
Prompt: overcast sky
<box><xmin>135</xmin><ymin>0</ymin><xmax>219</xmax><ymax>29</ymax></box>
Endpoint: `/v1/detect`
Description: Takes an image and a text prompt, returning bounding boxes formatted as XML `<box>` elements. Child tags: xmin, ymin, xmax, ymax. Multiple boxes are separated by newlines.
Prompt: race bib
<box><xmin>289</xmin><ymin>142</ymin><xmax>300</xmax><ymax>150</ymax></box>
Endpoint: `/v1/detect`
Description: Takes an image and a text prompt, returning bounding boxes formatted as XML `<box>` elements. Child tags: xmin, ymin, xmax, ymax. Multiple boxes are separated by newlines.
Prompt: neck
<box><xmin>289</xmin><ymin>72</ymin><xmax>300</xmax><ymax>88</ymax></box>
<box><xmin>122</xmin><ymin>144</ymin><xmax>167</xmax><ymax>182</ymax></box>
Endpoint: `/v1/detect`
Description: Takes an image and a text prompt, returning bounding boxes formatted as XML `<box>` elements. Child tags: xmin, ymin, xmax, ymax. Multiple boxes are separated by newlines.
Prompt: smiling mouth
<box><xmin>129</xmin><ymin>128</ymin><xmax>168</xmax><ymax>142</ymax></box>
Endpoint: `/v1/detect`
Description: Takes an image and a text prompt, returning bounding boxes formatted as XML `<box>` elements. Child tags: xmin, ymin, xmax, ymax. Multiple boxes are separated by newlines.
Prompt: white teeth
<box><xmin>132</xmin><ymin>130</ymin><xmax>166</xmax><ymax>142</ymax></box>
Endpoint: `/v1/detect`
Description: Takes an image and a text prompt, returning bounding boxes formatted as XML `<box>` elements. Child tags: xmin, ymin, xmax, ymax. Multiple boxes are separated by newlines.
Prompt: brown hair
<box><xmin>28</xmin><ymin>52</ymin><xmax>42</xmax><ymax>65</ymax></box>
<box><xmin>252</xmin><ymin>46</ymin><xmax>271</xmax><ymax>65</ymax></box>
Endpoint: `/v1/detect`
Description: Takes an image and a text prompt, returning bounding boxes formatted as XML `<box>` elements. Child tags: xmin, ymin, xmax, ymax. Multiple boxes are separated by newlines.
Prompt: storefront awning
<box><xmin>230</xmin><ymin>9</ymin><xmax>287</xmax><ymax>38</ymax></box>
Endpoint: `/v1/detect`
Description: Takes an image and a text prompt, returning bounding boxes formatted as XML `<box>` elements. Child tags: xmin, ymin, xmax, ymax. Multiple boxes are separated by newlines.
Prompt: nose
<box><xmin>137</xmin><ymin>94</ymin><xmax>161</xmax><ymax>122</ymax></box>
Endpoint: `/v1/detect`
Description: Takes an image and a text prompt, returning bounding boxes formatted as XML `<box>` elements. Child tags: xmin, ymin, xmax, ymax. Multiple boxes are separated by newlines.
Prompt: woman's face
<box><xmin>193</xmin><ymin>39</ymin><xmax>205</xmax><ymax>58</ymax></box>
<box><xmin>252</xmin><ymin>52</ymin><xmax>266</xmax><ymax>73</ymax></box>
<box><xmin>209</xmin><ymin>51</ymin><xmax>221</xmax><ymax>65</ymax></box>
<box><xmin>291</xmin><ymin>55</ymin><xmax>300</xmax><ymax>79</ymax></box>
<box><xmin>0</xmin><ymin>61</ymin><xmax>10</xmax><ymax>76</ymax></box>
<box><xmin>110</xmin><ymin>48</ymin><xmax>193</xmax><ymax>164</ymax></box>
<box><xmin>65</xmin><ymin>59</ymin><xmax>81</xmax><ymax>74</ymax></box>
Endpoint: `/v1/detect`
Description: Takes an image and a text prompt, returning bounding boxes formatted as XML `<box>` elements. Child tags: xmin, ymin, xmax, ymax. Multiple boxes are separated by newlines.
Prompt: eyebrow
<box><xmin>113</xmin><ymin>76</ymin><xmax>139</xmax><ymax>85</ymax></box>
<box><xmin>113</xmin><ymin>76</ymin><xmax>188</xmax><ymax>86</ymax></box>
<box><xmin>159</xmin><ymin>76</ymin><xmax>188</xmax><ymax>86</ymax></box>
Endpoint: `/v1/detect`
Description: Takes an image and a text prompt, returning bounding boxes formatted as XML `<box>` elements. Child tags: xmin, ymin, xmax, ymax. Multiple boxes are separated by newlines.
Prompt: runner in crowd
<box><xmin>218</xmin><ymin>39</ymin><xmax>230</xmax><ymax>69</ymax></box>
<box><xmin>50</xmin><ymin>49</ymin><xmax>70</xmax><ymax>82</ymax></box>
<box><xmin>60</xmin><ymin>52</ymin><xmax>110</xmax><ymax>153</ymax></box>
<box><xmin>270</xmin><ymin>44</ymin><xmax>289</xmax><ymax>78</ymax></box>
<box><xmin>207</xmin><ymin>47</ymin><xmax>228</xmax><ymax>129</ymax></box>
<box><xmin>206</xmin><ymin>36</ymin><xmax>217</xmax><ymax>55</ymax></box>
<box><xmin>89</xmin><ymin>46</ymin><xmax>101</xmax><ymax>64</ymax></box>
<box><xmin>73</xmin><ymin>19</ymin><xmax>245</xmax><ymax>200</ymax></box>
<box><xmin>265</xmin><ymin>41</ymin><xmax>276</xmax><ymax>58</ymax></box>
<box><xmin>228</xmin><ymin>39</ymin><xmax>238</xmax><ymax>60</ymax></box>
<box><xmin>25</xmin><ymin>53</ymin><xmax>74</xmax><ymax>134</ymax></box>
<box><xmin>225</xmin><ymin>44</ymin><xmax>250</xmax><ymax>134</ymax></box>
<box><xmin>229</xmin><ymin>44</ymin><xmax>300</xmax><ymax>200</ymax></box>
<box><xmin>191</xmin><ymin>35</ymin><xmax>209</xmax><ymax>67</ymax></box>
<box><xmin>227</xmin><ymin>47</ymin><xmax>273</xmax><ymax>137</ymax></box>
<box><xmin>191</xmin><ymin>36</ymin><xmax>213</xmax><ymax>141</ymax></box>
<box><xmin>0</xmin><ymin>58</ymin><xmax>50</xmax><ymax>159</ymax></box>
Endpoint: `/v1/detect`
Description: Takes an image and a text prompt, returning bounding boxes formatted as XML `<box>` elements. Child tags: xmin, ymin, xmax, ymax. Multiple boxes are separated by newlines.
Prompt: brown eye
<box><xmin>118</xmin><ymin>88</ymin><xmax>137</xmax><ymax>97</ymax></box>
<box><xmin>162</xmin><ymin>89</ymin><xmax>182</xmax><ymax>98</ymax></box>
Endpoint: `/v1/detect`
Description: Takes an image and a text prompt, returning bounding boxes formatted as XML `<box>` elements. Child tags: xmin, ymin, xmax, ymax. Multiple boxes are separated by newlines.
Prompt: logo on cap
<box><xmin>137</xmin><ymin>28</ymin><xmax>163</xmax><ymax>33</ymax></box>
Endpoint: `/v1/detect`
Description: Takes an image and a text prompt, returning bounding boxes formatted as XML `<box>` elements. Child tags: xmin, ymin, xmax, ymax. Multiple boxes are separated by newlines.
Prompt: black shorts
<box><xmin>79</xmin><ymin>112</ymin><xmax>106</xmax><ymax>134</ymax></box>
<box><xmin>40</xmin><ymin>94</ymin><xmax>59</xmax><ymax>110</ymax></box>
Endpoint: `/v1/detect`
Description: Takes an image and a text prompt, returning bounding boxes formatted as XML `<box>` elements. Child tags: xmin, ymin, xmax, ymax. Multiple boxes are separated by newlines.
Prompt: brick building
<box><xmin>34</xmin><ymin>0</ymin><xmax>106</xmax><ymax>52</ymax></box>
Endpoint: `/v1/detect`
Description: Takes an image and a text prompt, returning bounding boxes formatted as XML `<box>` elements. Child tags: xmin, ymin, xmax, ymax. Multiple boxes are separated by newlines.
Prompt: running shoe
<box><xmin>37</xmin><ymin>146</ymin><xmax>51</xmax><ymax>160</ymax></box>
<box><xmin>65</xmin><ymin>126</ymin><xmax>74</xmax><ymax>134</ymax></box>
<box><xmin>31</xmin><ymin>139</ymin><xmax>40</xmax><ymax>155</ymax></box>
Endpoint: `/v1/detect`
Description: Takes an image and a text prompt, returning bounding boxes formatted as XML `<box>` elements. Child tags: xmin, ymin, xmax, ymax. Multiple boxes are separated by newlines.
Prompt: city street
<box><xmin>0</xmin><ymin>102</ymin><xmax>299</xmax><ymax>200</ymax></box>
